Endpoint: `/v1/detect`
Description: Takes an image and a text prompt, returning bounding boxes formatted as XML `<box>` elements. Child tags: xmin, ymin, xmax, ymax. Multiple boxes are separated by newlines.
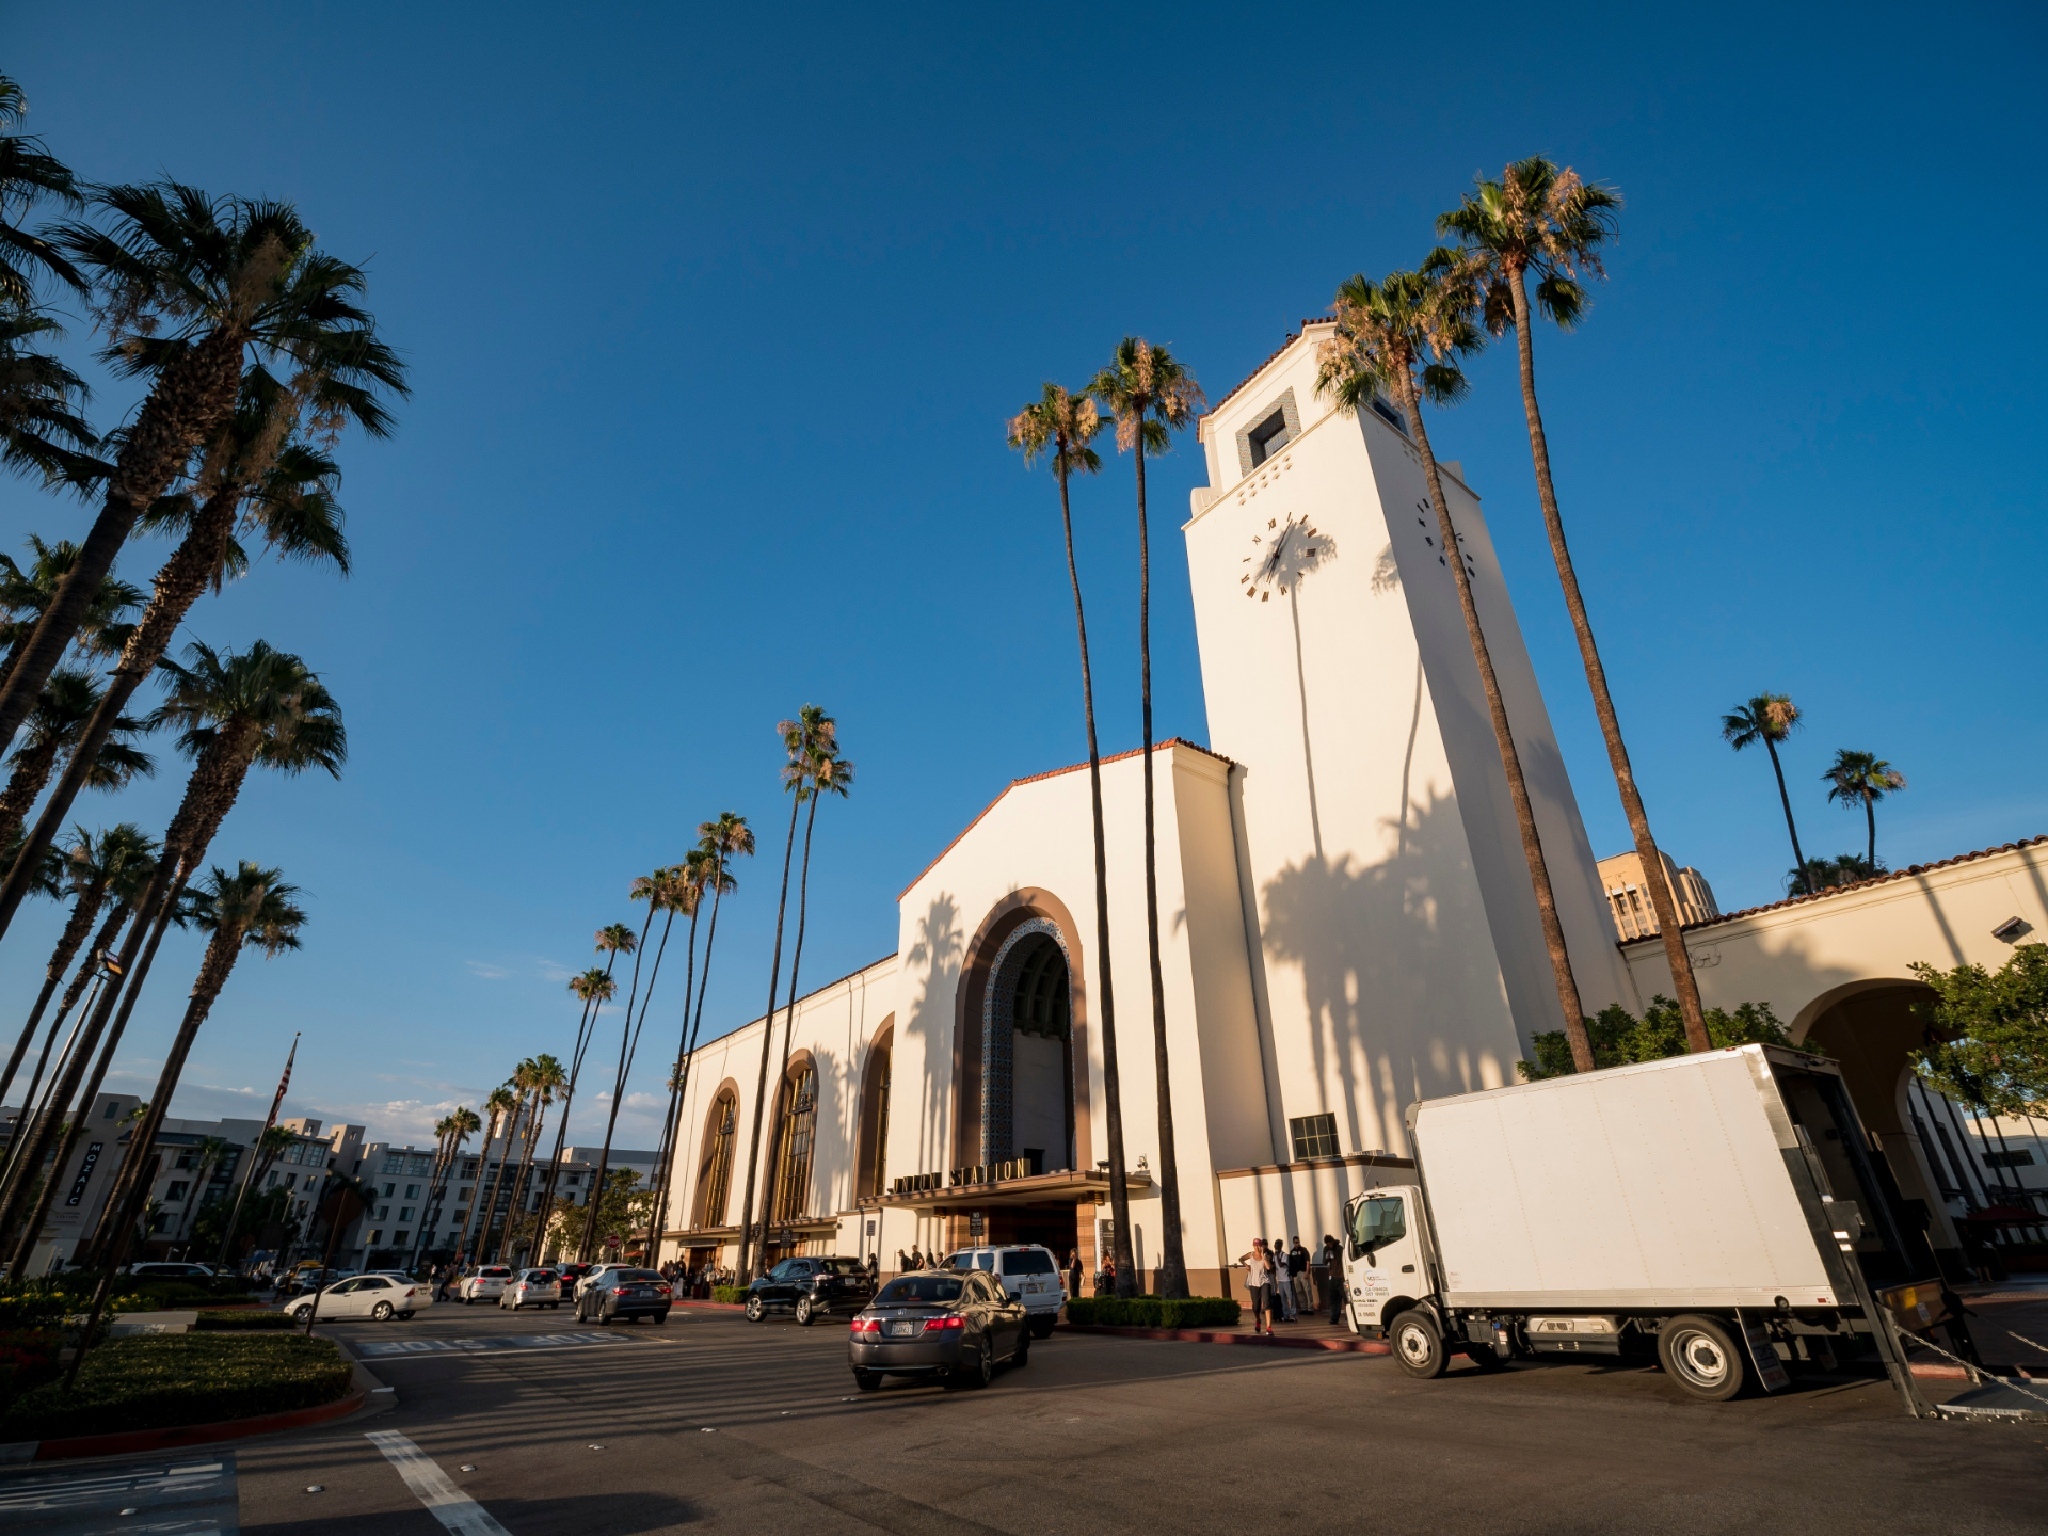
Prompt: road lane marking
<box><xmin>0</xmin><ymin>1455</ymin><xmax>236</xmax><ymax>1534</ymax></box>
<box><xmin>354</xmin><ymin>1331</ymin><xmax>635</xmax><ymax>1357</ymax></box>
<box><xmin>367</xmin><ymin>1431</ymin><xmax>510</xmax><ymax>1536</ymax></box>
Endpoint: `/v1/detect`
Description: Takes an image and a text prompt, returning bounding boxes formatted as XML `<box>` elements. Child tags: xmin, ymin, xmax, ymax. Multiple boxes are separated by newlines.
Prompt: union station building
<box><xmin>652</xmin><ymin>324</ymin><xmax>2048</xmax><ymax>1294</ymax></box>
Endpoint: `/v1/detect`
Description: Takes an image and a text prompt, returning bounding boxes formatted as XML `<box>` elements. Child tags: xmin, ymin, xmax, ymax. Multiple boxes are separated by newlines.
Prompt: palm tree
<box><xmin>754</xmin><ymin>738</ymin><xmax>855</xmax><ymax>1254</ymax></box>
<box><xmin>498</xmin><ymin>1054</ymin><xmax>564</xmax><ymax>1264</ymax></box>
<box><xmin>84</xmin><ymin>862</ymin><xmax>306</xmax><ymax>1265</ymax></box>
<box><xmin>0</xmin><ymin>640</ymin><xmax>343</xmax><ymax>1272</ymax></box>
<box><xmin>0</xmin><ymin>78</ymin><xmax>93</xmax><ymax>490</ymax></box>
<box><xmin>0</xmin><ymin>669</ymin><xmax>154</xmax><ymax>857</ymax></box>
<box><xmin>736</xmin><ymin>711</ymin><xmax>833</xmax><ymax>1280</ymax></box>
<box><xmin>410</xmin><ymin>1105</ymin><xmax>480</xmax><ymax>1270</ymax></box>
<box><xmin>1005</xmin><ymin>380</ymin><xmax>1134</xmax><ymax>1272</ymax></box>
<box><xmin>533</xmin><ymin>959</ymin><xmax>619</xmax><ymax>1250</ymax></box>
<box><xmin>0</xmin><ymin>536</ymin><xmax>142</xmax><ymax>685</ymax></box>
<box><xmin>582</xmin><ymin>868</ymin><xmax>690</xmax><ymax>1259</ymax></box>
<box><xmin>1090</xmin><ymin>339</ymin><xmax>1204</xmax><ymax>1296</ymax></box>
<box><xmin>647</xmin><ymin>829</ymin><xmax>744</xmax><ymax>1254</ymax></box>
<box><xmin>1318</xmin><ymin>262</ymin><xmax>1597</xmax><ymax>1072</ymax></box>
<box><xmin>0</xmin><ymin>822</ymin><xmax>151</xmax><ymax>1119</ymax></box>
<box><xmin>1823</xmin><ymin>749</ymin><xmax>1906</xmax><ymax>869</ymax></box>
<box><xmin>0</xmin><ymin>74</ymin><xmax>85</xmax><ymax>312</ymax></box>
<box><xmin>0</xmin><ymin>310</ymin><xmax>95</xmax><ymax>492</ymax></box>
<box><xmin>453</xmin><ymin>1085</ymin><xmax>518</xmax><ymax>1269</ymax></box>
<box><xmin>0</xmin><ymin>184</ymin><xmax>404</xmax><ymax>763</ymax></box>
<box><xmin>642</xmin><ymin>849</ymin><xmax>712</xmax><ymax>1257</ymax></box>
<box><xmin>0</xmin><ymin>365</ymin><xmax>369</xmax><ymax>947</ymax></box>
<box><xmin>1436</xmin><ymin>160</ymin><xmax>1710</xmax><ymax>1056</ymax></box>
<box><xmin>1722</xmin><ymin>694</ymin><xmax>1810</xmax><ymax>895</ymax></box>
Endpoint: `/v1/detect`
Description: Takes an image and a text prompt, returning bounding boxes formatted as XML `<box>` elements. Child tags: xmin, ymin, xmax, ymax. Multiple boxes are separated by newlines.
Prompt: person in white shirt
<box><xmin>1239</xmin><ymin>1238</ymin><xmax>1276</xmax><ymax>1336</ymax></box>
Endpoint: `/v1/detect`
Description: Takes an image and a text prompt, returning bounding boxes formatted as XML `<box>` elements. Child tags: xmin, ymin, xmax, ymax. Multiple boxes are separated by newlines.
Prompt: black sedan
<box><xmin>745</xmin><ymin>1255</ymin><xmax>876</xmax><ymax>1325</ymax></box>
<box><xmin>847</xmin><ymin>1269</ymin><xmax>1029</xmax><ymax>1390</ymax></box>
<box><xmin>574</xmin><ymin>1266</ymin><xmax>672</xmax><ymax>1324</ymax></box>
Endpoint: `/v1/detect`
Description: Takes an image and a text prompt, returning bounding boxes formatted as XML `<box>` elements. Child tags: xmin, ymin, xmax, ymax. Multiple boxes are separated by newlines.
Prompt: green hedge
<box><xmin>0</xmin><ymin>1328</ymin><xmax>62</xmax><ymax>1406</ymax></box>
<box><xmin>195</xmin><ymin>1308</ymin><xmax>295</xmax><ymax>1331</ymax></box>
<box><xmin>0</xmin><ymin>1333</ymin><xmax>353</xmax><ymax>1442</ymax></box>
<box><xmin>711</xmin><ymin>1285</ymin><xmax>748</xmax><ymax>1305</ymax></box>
<box><xmin>1064</xmin><ymin>1296</ymin><xmax>1241</xmax><ymax>1328</ymax></box>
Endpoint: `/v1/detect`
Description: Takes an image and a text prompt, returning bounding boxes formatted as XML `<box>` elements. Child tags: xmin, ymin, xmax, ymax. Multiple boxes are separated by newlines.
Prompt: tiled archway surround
<box><xmin>979</xmin><ymin>916</ymin><xmax>1067</xmax><ymax>1163</ymax></box>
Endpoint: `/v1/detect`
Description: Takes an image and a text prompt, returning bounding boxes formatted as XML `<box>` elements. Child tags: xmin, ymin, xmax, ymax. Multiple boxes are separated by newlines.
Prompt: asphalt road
<box><xmin>7</xmin><ymin>1298</ymin><xmax>2045</xmax><ymax>1535</ymax></box>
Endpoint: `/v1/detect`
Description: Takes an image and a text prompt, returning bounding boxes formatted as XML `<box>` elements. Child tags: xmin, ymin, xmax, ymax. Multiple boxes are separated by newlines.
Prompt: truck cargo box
<box><xmin>1410</xmin><ymin>1045</ymin><xmax>1847</xmax><ymax>1311</ymax></box>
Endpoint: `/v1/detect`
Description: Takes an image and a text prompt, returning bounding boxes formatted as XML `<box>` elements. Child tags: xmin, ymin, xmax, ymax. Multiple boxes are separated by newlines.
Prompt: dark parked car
<box><xmin>575</xmin><ymin>1266</ymin><xmax>672</xmax><ymax>1325</ymax></box>
<box><xmin>847</xmin><ymin>1269</ymin><xmax>1029</xmax><ymax>1391</ymax></box>
<box><xmin>745</xmin><ymin>1255</ymin><xmax>876</xmax><ymax>1325</ymax></box>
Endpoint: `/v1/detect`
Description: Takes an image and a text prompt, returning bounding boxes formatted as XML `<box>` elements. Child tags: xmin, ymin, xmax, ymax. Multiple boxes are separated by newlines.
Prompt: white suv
<box><xmin>946</xmin><ymin>1245</ymin><xmax>1066</xmax><ymax>1337</ymax></box>
<box><xmin>458</xmin><ymin>1264</ymin><xmax>515</xmax><ymax>1304</ymax></box>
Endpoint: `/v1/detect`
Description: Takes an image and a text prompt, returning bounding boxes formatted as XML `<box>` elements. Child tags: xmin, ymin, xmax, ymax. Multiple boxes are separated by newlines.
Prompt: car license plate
<box><xmin>887</xmin><ymin>1320</ymin><xmax>915</xmax><ymax>1337</ymax></box>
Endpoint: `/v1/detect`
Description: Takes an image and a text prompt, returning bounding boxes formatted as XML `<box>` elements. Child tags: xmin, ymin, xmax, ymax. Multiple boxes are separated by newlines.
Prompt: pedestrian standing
<box><xmin>1240</xmin><ymin>1238</ymin><xmax>1275</xmax><ymax>1336</ymax></box>
<box><xmin>1321</xmin><ymin>1233</ymin><xmax>1345</xmax><ymax>1324</ymax></box>
<box><xmin>1289</xmin><ymin>1237</ymin><xmax>1312</xmax><ymax>1317</ymax></box>
<box><xmin>910</xmin><ymin>1245</ymin><xmax>925</xmax><ymax>1271</ymax></box>
<box><xmin>1271</xmin><ymin>1236</ymin><xmax>1297</xmax><ymax>1321</ymax></box>
<box><xmin>1066</xmin><ymin>1247</ymin><xmax>1084</xmax><ymax>1303</ymax></box>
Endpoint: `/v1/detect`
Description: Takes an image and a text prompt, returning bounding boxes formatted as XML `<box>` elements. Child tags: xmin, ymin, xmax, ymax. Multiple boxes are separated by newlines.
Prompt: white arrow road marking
<box><xmin>367</xmin><ymin>1431</ymin><xmax>511</xmax><ymax>1536</ymax></box>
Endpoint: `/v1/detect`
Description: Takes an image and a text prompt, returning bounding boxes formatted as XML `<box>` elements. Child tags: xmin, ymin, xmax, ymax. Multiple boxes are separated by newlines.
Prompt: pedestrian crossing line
<box><xmin>367</xmin><ymin>1430</ymin><xmax>511</xmax><ymax>1536</ymax></box>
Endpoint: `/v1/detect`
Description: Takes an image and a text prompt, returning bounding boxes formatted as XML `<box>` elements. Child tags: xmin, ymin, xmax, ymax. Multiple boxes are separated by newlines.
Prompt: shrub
<box><xmin>712</xmin><ymin>1285</ymin><xmax>749</xmax><ymax>1305</ymax></box>
<box><xmin>1064</xmin><ymin>1296</ymin><xmax>1241</xmax><ymax>1329</ymax></box>
<box><xmin>1518</xmin><ymin>995</ymin><xmax>1794</xmax><ymax>1081</ymax></box>
<box><xmin>0</xmin><ymin>1333</ymin><xmax>353</xmax><ymax>1442</ymax></box>
<box><xmin>0</xmin><ymin>1328</ymin><xmax>62</xmax><ymax>1406</ymax></box>
<box><xmin>195</xmin><ymin>1309</ymin><xmax>295</xmax><ymax>1330</ymax></box>
<box><xmin>0</xmin><ymin>1283</ymin><xmax>79</xmax><ymax>1329</ymax></box>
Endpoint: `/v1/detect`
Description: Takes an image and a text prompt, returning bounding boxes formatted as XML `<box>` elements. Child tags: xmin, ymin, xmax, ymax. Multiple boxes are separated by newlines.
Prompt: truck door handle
<box><xmin>1401</xmin><ymin>1265</ymin><xmax>1415</xmax><ymax>1273</ymax></box>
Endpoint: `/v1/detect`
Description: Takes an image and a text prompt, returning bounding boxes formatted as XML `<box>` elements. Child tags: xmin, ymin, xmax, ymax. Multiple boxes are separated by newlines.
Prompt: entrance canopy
<box><xmin>871</xmin><ymin>1166</ymin><xmax>1152</xmax><ymax>1212</ymax></box>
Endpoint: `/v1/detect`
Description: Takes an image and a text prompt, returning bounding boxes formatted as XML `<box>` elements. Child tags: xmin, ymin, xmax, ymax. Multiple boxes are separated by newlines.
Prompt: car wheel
<box><xmin>796</xmin><ymin>1296</ymin><xmax>815</xmax><ymax>1327</ymax></box>
<box><xmin>1011</xmin><ymin>1328</ymin><xmax>1030</xmax><ymax>1368</ymax></box>
<box><xmin>399</xmin><ymin>1312</ymin><xmax>415</xmax><ymax>1321</ymax></box>
<box><xmin>371</xmin><ymin>1300</ymin><xmax>395</xmax><ymax>1321</ymax></box>
<box><xmin>596</xmin><ymin>1309</ymin><xmax>611</xmax><ymax>1327</ymax></box>
<box><xmin>852</xmin><ymin>1368</ymin><xmax>883</xmax><ymax>1392</ymax></box>
<box><xmin>463</xmin><ymin>1295</ymin><xmax>473</xmax><ymax>1306</ymax></box>
<box><xmin>655</xmin><ymin>1310</ymin><xmax>669</xmax><ymax>1325</ymax></box>
<box><xmin>1029</xmin><ymin>1316</ymin><xmax>1054</xmax><ymax>1339</ymax></box>
<box><xmin>289</xmin><ymin>1305</ymin><xmax>311</xmax><ymax>1323</ymax></box>
<box><xmin>1390</xmin><ymin>1309</ymin><xmax>1448</xmax><ymax>1380</ymax></box>
<box><xmin>745</xmin><ymin>1295</ymin><xmax>765</xmax><ymax>1323</ymax></box>
<box><xmin>1658</xmin><ymin>1314</ymin><xmax>1748</xmax><ymax>1402</ymax></box>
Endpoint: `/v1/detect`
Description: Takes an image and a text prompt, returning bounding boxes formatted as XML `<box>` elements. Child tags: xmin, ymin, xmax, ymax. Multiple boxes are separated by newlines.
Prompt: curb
<box><xmin>1065</xmin><ymin>1323</ymin><xmax>1391</xmax><ymax>1355</ymax></box>
<box><xmin>675</xmin><ymin>1299</ymin><xmax>746</xmax><ymax>1312</ymax></box>
<box><xmin>7</xmin><ymin>1388</ymin><xmax>368</xmax><ymax>1463</ymax></box>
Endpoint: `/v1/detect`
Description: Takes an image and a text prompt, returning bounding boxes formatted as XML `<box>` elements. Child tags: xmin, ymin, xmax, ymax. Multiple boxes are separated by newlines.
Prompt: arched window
<box><xmin>856</xmin><ymin>1036</ymin><xmax>891</xmax><ymax>1199</ymax></box>
<box><xmin>693</xmin><ymin>1088</ymin><xmax>737</xmax><ymax>1228</ymax></box>
<box><xmin>770</xmin><ymin>1065</ymin><xmax>818</xmax><ymax>1223</ymax></box>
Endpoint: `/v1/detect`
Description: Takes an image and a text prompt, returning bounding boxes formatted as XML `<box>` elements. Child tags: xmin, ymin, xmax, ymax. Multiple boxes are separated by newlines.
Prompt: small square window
<box><xmin>1247</xmin><ymin>406</ymin><xmax>1292</xmax><ymax>467</ymax></box>
<box><xmin>1289</xmin><ymin>1114</ymin><xmax>1339</xmax><ymax>1161</ymax></box>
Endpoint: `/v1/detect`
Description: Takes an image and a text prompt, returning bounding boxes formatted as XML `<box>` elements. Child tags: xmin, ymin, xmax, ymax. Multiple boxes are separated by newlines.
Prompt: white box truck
<box><xmin>1341</xmin><ymin>1044</ymin><xmax>1972</xmax><ymax>1406</ymax></box>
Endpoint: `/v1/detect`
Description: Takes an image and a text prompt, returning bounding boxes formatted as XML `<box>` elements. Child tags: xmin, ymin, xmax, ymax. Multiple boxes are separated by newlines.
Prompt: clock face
<box><xmin>1241</xmin><ymin>514</ymin><xmax>1328</xmax><ymax>602</ymax></box>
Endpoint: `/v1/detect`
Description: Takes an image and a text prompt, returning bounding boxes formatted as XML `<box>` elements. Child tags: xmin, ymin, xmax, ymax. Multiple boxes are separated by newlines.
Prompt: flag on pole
<box><xmin>215</xmin><ymin>1032</ymin><xmax>299</xmax><ymax>1272</ymax></box>
<box><xmin>265</xmin><ymin>1033</ymin><xmax>298</xmax><ymax>1129</ymax></box>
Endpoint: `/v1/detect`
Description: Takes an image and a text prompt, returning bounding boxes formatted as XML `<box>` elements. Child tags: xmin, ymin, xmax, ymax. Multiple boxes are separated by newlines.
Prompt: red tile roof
<box><xmin>896</xmin><ymin>738</ymin><xmax>1235</xmax><ymax>900</ymax></box>
<box><xmin>1625</xmin><ymin>835</ymin><xmax>2048</xmax><ymax>944</ymax></box>
<box><xmin>1204</xmin><ymin>319</ymin><xmax>1340</xmax><ymax>425</ymax></box>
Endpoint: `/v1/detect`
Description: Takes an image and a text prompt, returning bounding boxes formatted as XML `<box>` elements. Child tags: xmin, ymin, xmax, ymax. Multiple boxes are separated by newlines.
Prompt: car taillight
<box><xmin>655</xmin><ymin>1284</ymin><xmax>671</xmax><ymax>1295</ymax></box>
<box><xmin>922</xmin><ymin>1315</ymin><xmax>964</xmax><ymax>1333</ymax></box>
<box><xmin>612</xmin><ymin>1286</ymin><xmax>630</xmax><ymax>1295</ymax></box>
<box><xmin>850</xmin><ymin>1317</ymin><xmax>880</xmax><ymax>1333</ymax></box>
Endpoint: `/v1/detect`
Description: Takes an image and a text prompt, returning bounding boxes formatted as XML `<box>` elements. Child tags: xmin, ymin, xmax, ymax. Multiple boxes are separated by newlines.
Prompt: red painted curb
<box><xmin>15</xmin><ymin>1388</ymin><xmax>367</xmax><ymax>1462</ymax></box>
<box><xmin>674</xmin><ymin>1299</ymin><xmax>745</xmax><ymax>1311</ymax></box>
<box><xmin>1066</xmin><ymin>1323</ymin><xmax>1391</xmax><ymax>1355</ymax></box>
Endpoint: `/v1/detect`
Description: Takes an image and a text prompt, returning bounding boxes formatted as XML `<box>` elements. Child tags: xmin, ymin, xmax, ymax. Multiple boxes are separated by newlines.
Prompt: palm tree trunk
<box><xmin>0</xmin><ymin>330</ymin><xmax>243</xmax><ymax>778</ymax></box>
<box><xmin>1763</xmin><ymin>736</ymin><xmax>1810</xmax><ymax>893</ymax></box>
<box><xmin>500</xmin><ymin>1101</ymin><xmax>545</xmax><ymax>1264</ymax></box>
<box><xmin>533</xmin><ymin>982</ymin><xmax>607</xmax><ymax>1254</ymax></box>
<box><xmin>0</xmin><ymin>484</ymin><xmax>239</xmax><ymax>947</ymax></box>
<box><xmin>1866</xmin><ymin>797</ymin><xmax>1877</xmax><ymax>869</ymax></box>
<box><xmin>1133</xmin><ymin>439</ymin><xmax>1187</xmax><ymax>1298</ymax></box>
<box><xmin>736</xmin><ymin>793</ymin><xmax>803</xmax><ymax>1281</ymax></box>
<box><xmin>1396</xmin><ymin>371</ymin><xmax>1593</xmax><ymax>1072</ymax></box>
<box><xmin>0</xmin><ymin>735</ymin><xmax>62</xmax><ymax>856</ymax></box>
<box><xmin>0</xmin><ymin>951</ymin><xmax>113</xmax><ymax>1199</ymax></box>
<box><xmin>578</xmin><ymin>907</ymin><xmax>658</xmax><ymax>1263</ymax></box>
<box><xmin>14</xmin><ymin>897</ymin><xmax>178</xmax><ymax>1273</ymax></box>
<box><xmin>756</xmin><ymin>790</ymin><xmax>823</xmax><ymax>1251</ymax></box>
<box><xmin>0</xmin><ymin>882</ymin><xmax>104</xmax><ymax>1115</ymax></box>
<box><xmin>451</xmin><ymin>1115</ymin><xmax>503</xmax><ymax>1269</ymax></box>
<box><xmin>1506</xmin><ymin>273</ymin><xmax>1710</xmax><ymax>1056</ymax></box>
<box><xmin>643</xmin><ymin>903</ymin><xmax>705</xmax><ymax>1258</ymax></box>
<box><xmin>1055</xmin><ymin>459</ymin><xmax>1134</xmax><ymax>1299</ymax></box>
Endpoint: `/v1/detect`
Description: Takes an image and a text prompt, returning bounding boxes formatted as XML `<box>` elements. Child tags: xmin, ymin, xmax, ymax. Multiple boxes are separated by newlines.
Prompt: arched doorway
<box><xmin>855</xmin><ymin>1020</ymin><xmax>893</xmax><ymax>1201</ymax></box>
<box><xmin>691</xmin><ymin>1085</ymin><xmax>738</xmax><ymax>1231</ymax></box>
<box><xmin>982</xmin><ymin>921</ymin><xmax>1076</xmax><ymax>1172</ymax></box>
<box><xmin>760</xmin><ymin>1056</ymin><xmax>819</xmax><ymax>1267</ymax></box>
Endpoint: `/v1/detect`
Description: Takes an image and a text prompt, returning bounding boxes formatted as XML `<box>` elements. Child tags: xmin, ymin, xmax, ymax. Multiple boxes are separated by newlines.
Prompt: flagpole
<box><xmin>215</xmin><ymin>1033</ymin><xmax>298</xmax><ymax>1273</ymax></box>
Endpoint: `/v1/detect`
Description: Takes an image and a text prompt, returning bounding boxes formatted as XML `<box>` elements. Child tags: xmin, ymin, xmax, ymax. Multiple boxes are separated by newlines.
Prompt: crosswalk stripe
<box><xmin>367</xmin><ymin>1431</ymin><xmax>512</xmax><ymax>1536</ymax></box>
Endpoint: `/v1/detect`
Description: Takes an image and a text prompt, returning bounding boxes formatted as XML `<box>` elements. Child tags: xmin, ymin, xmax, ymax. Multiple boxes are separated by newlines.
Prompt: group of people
<box><xmin>1238</xmin><ymin>1234</ymin><xmax>1346</xmax><ymax>1335</ymax></box>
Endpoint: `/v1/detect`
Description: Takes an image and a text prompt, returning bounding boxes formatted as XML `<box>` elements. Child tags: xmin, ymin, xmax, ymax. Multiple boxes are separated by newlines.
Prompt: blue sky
<box><xmin>4</xmin><ymin>3</ymin><xmax>2043</xmax><ymax>1149</ymax></box>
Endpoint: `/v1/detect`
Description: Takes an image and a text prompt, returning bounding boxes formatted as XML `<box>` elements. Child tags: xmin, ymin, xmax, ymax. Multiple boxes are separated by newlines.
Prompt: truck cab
<box><xmin>1341</xmin><ymin>1184</ymin><xmax>1429</xmax><ymax>1336</ymax></box>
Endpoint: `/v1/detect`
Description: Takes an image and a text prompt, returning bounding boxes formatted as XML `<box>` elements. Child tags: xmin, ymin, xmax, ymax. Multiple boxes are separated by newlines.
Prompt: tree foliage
<box><xmin>1911</xmin><ymin>944</ymin><xmax>2048</xmax><ymax>1117</ymax></box>
<box><xmin>1519</xmin><ymin>995</ymin><xmax>1791</xmax><ymax>1080</ymax></box>
<box><xmin>545</xmin><ymin>1167</ymin><xmax>648</xmax><ymax>1262</ymax></box>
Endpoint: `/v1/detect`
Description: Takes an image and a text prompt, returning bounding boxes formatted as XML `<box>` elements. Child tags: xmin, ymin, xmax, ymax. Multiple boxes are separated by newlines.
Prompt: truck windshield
<box><xmin>1349</xmin><ymin>1196</ymin><xmax>1406</xmax><ymax>1259</ymax></box>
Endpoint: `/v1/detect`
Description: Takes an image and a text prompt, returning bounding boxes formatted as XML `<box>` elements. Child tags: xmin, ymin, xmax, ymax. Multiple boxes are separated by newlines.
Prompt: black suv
<box><xmin>745</xmin><ymin>1255</ymin><xmax>875</xmax><ymax>1325</ymax></box>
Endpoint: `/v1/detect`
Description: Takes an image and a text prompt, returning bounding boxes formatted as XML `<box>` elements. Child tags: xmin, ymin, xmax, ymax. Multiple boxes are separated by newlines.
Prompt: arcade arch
<box><xmin>855</xmin><ymin>1018</ymin><xmax>894</xmax><ymax>1200</ymax></box>
<box><xmin>691</xmin><ymin>1082</ymin><xmax>739</xmax><ymax>1230</ymax></box>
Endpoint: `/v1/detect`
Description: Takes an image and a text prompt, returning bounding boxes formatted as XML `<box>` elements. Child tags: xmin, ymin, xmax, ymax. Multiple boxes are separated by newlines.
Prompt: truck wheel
<box><xmin>1390</xmin><ymin>1309</ymin><xmax>1448</xmax><ymax>1380</ymax></box>
<box><xmin>1658</xmin><ymin>1314</ymin><xmax>1748</xmax><ymax>1402</ymax></box>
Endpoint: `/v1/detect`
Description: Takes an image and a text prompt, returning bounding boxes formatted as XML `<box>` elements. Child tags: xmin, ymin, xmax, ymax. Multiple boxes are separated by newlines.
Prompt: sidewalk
<box><xmin>1066</xmin><ymin>1314</ymin><xmax>1390</xmax><ymax>1355</ymax></box>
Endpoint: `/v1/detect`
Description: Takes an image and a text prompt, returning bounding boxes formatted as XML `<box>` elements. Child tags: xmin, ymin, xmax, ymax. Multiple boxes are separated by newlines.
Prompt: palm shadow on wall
<box><xmin>1260</xmin><ymin>788</ymin><xmax>1519</xmax><ymax>1156</ymax></box>
<box><xmin>905</xmin><ymin>893</ymin><xmax>963</xmax><ymax>1186</ymax></box>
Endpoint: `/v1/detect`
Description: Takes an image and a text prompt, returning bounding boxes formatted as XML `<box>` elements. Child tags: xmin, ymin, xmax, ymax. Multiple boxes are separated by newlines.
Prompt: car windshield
<box><xmin>819</xmin><ymin>1259</ymin><xmax>866</xmax><ymax>1275</ymax></box>
<box><xmin>999</xmin><ymin>1250</ymin><xmax>1056</xmax><ymax>1275</ymax></box>
<box><xmin>877</xmin><ymin>1275</ymin><xmax>965</xmax><ymax>1305</ymax></box>
<box><xmin>523</xmin><ymin>1271</ymin><xmax>557</xmax><ymax>1282</ymax></box>
<box><xmin>617</xmin><ymin>1270</ymin><xmax>663</xmax><ymax>1283</ymax></box>
<box><xmin>479</xmin><ymin>1267</ymin><xmax>511</xmax><ymax>1277</ymax></box>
